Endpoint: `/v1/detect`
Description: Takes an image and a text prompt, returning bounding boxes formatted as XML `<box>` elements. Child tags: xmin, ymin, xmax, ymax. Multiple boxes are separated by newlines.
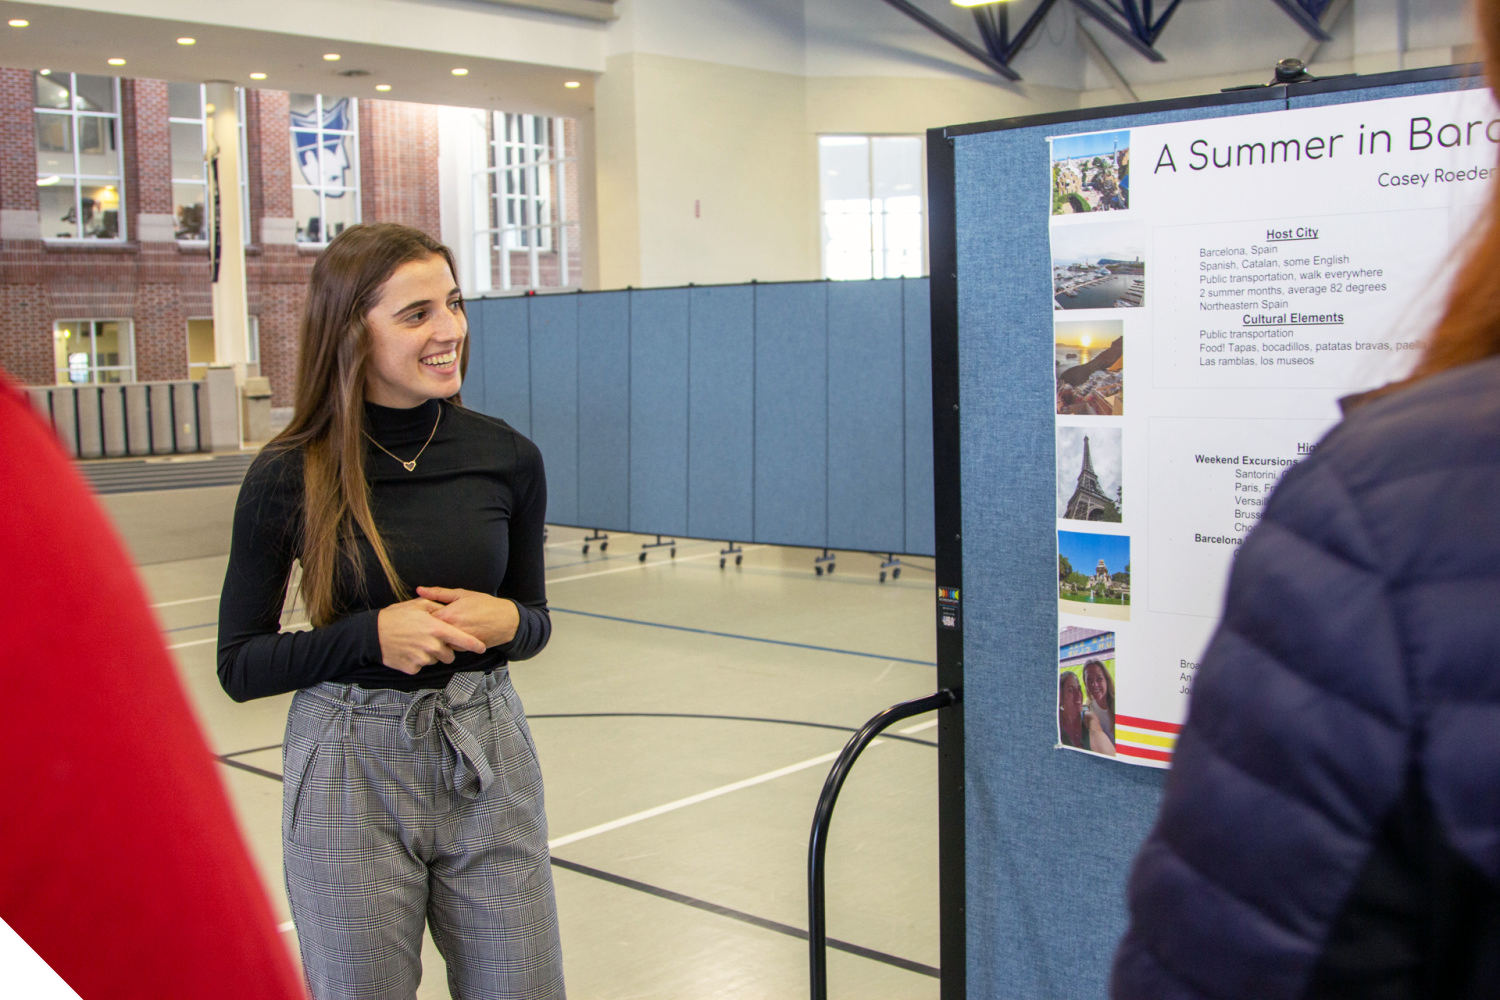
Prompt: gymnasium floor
<box><xmin>119</xmin><ymin>478</ymin><xmax>941</xmax><ymax>1000</ymax></box>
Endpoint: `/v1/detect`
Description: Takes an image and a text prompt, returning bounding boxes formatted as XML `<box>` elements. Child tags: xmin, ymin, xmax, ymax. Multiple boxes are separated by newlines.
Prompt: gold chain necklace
<box><xmin>364</xmin><ymin>405</ymin><xmax>442</xmax><ymax>472</ymax></box>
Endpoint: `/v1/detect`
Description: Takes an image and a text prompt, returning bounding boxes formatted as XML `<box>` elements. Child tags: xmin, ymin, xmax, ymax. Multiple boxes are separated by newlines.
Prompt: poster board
<box><xmin>928</xmin><ymin>65</ymin><xmax>1487</xmax><ymax>1000</ymax></box>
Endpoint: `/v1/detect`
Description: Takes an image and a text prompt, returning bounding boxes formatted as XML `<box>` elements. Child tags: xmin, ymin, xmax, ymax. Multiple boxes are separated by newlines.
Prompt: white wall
<box><xmin>589</xmin><ymin>0</ymin><xmax>1481</xmax><ymax>289</ymax></box>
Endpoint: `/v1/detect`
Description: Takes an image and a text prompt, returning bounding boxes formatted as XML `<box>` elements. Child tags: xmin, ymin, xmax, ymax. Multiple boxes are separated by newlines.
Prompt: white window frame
<box><xmin>818</xmin><ymin>134</ymin><xmax>928</xmax><ymax>281</ymax></box>
<box><xmin>290</xmin><ymin>94</ymin><xmax>360</xmax><ymax>245</ymax></box>
<box><xmin>476</xmin><ymin>113</ymin><xmax>574</xmax><ymax>291</ymax></box>
<box><xmin>54</xmin><ymin>319</ymin><xmax>135</xmax><ymax>384</ymax></box>
<box><xmin>169</xmin><ymin>84</ymin><xmax>249</xmax><ymax>244</ymax></box>
<box><xmin>34</xmin><ymin>72</ymin><xmax>126</xmax><ymax>242</ymax></box>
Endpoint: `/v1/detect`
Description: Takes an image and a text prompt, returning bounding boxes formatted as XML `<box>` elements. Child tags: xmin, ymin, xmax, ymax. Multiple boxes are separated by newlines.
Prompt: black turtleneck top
<box><xmin>216</xmin><ymin>399</ymin><xmax>549</xmax><ymax>702</ymax></box>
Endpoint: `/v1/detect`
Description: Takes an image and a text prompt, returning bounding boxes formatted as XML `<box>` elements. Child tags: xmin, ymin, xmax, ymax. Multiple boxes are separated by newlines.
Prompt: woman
<box><xmin>1112</xmin><ymin>16</ymin><xmax>1500</xmax><ymax>997</ymax></box>
<box><xmin>217</xmin><ymin>224</ymin><xmax>563</xmax><ymax>1000</ymax></box>
<box><xmin>1081</xmin><ymin>659</ymin><xmax>1116</xmax><ymax>754</ymax></box>
<box><xmin>1058</xmin><ymin>671</ymin><xmax>1087</xmax><ymax>750</ymax></box>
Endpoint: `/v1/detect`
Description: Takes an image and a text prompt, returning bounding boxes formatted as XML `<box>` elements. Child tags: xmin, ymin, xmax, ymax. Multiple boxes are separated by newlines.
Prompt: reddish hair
<box><xmin>1404</xmin><ymin>11</ymin><xmax>1500</xmax><ymax>384</ymax></box>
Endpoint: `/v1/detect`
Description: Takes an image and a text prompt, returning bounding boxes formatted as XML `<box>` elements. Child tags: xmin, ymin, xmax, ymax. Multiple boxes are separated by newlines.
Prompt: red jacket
<box><xmin>0</xmin><ymin>376</ymin><xmax>306</xmax><ymax>1000</ymax></box>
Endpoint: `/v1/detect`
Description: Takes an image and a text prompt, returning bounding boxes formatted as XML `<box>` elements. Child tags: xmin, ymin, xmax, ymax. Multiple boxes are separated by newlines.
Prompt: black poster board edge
<box><xmin>925</xmin><ymin>125</ymin><xmax>965</xmax><ymax>1000</ymax></box>
<box><xmin>940</xmin><ymin>62</ymin><xmax>1482</xmax><ymax>140</ymax></box>
<box><xmin>924</xmin><ymin>61</ymin><xmax>1485</xmax><ymax>1000</ymax></box>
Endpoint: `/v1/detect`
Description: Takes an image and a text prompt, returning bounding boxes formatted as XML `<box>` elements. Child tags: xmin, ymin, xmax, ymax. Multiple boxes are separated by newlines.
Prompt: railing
<box><xmin>808</xmin><ymin>688</ymin><xmax>960</xmax><ymax>1000</ymax></box>
<box><xmin>26</xmin><ymin>369</ymin><xmax>243</xmax><ymax>459</ymax></box>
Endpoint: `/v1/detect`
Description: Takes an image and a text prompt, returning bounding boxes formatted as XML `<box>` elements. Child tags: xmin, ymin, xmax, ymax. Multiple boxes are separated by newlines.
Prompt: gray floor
<box><xmin>123</xmin><ymin>483</ymin><xmax>940</xmax><ymax>999</ymax></box>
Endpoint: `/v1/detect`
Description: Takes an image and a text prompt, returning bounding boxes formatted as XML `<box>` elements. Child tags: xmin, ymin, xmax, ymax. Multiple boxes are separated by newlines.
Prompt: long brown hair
<box><xmin>269</xmin><ymin>223</ymin><xmax>467</xmax><ymax>627</ymax></box>
<box><xmin>1401</xmin><ymin>9</ymin><xmax>1500</xmax><ymax>385</ymax></box>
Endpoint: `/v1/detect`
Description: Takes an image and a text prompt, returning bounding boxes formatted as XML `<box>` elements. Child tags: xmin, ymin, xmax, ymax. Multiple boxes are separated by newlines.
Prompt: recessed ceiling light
<box><xmin>8</xmin><ymin>19</ymin><xmax>29</xmax><ymax>27</ymax></box>
<box><xmin>451</xmin><ymin>67</ymin><xmax>469</xmax><ymax>76</ymax></box>
<box><xmin>177</xmin><ymin>37</ymin><xmax>195</xmax><ymax>45</ymax></box>
<box><xmin>375</xmin><ymin>84</ymin><xmax>392</xmax><ymax>91</ymax></box>
<box><xmin>323</xmin><ymin>53</ymin><xmax>340</xmax><ymax>61</ymax></box>
<box><xmin>249</xmin><ymin>72</ymin><xmax>267</xmax><ymax>80</ymax></box>
<box><xmin>107</xmin><ymin>58</ymin><xmax>126</xmax><ymax>66</ymax></box>
<box><xmin>564</xmin><ymin>81</ymin><xmax>580</xmax><ymax>88</ymax></box>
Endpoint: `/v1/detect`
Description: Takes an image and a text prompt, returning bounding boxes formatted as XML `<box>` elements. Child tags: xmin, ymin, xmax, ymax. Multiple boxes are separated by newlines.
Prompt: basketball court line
<box><xmin>153</xmin><ymin>543</ymin><xmax>770</xmax><ymax>624</ymax></box>
<box><xmin>551</xmin><ymin>607</ymin><xmax>936</xmax><ymax>666</ymax></box>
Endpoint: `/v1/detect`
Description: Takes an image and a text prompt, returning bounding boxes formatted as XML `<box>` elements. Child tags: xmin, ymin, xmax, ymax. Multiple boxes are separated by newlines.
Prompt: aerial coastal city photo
<box><xmin>1052</xmin><ymin>129</ymin><xmax>1130</xmax><ymax>214</ymax></box>
<box><xmin>1051</xmin><ymin>220</ymin><xmax>1147</xmax><ymax>310</ymax></box>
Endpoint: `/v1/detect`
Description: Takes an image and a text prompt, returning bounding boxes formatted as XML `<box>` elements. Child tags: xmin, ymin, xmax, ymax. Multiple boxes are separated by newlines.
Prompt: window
<box><xmin>54</xmin><ymin>320</ymin><xmax>134</xmax><ymax>384</ymax></box>
<box><xmin>478</xmin><ymin>113</ymin><xmax>577</xmax><ymax>291</ymax></box>
<box><xmin>290</xmin><ymin>94</ymin><xmax>359</xmax><ymax>244</ymax></box>
<box><xmin>34</xmin><ymin>71</ymin><xmax>125</xmax><ymax>240</ymax></box>
<box><xmin>186</xmin><ymin>316</ymin><xmax>259</xmax><ymax>379</ymax></box>
<box><xmin>186</xmin><ymin>318</ymin><xmax>214</xmax><ymax>379</ymax></box>
<box><xmin>819</xmin><ymin>135</ymin><xmax>926</xmax><ymax>281</ymax></box>
<box><xmin>169</xmin><ymin>83</ymin><xmax>249</xmax><ymax>242</ymax></box>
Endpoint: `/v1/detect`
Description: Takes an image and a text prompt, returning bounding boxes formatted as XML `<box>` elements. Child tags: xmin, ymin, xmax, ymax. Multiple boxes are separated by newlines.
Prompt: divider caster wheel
<box><xmin>719</xmin><ymin>557</ymin><xmax>726</xmax><ymax>569</ymax></box>
<box><xmin>601</xmin><ymin>541</ymin><xmax>608</xmax><ymax>552</ymax></box>
<box><xmin>670</xmin><ymin>547</ymin><xmax>676</xmax><ymax>558</ymax></box>
<box><xmin>892</xmin><ymin>567</ymin><xmax>901</xmax><ymax>580</ymax></box>
<box><xmin>736</xmin><ymin>554</ymin><xmax>743</xmax><ymax>566</ymax></box>
<box><xmin>582</xmin><ymin>543</ymin><xmax>590</xmax><ymax>555</ymax></box>
<box><xmin>639</xmin><ymin>552</ymin><xmax>647</xmax><ymax>563</ymax></box>
<box><xmin>880</xmin><ymin>570</ymin><xmax>887</xmax><ymax>583</ymax></box>
<box><xmin>815</xmin><ymin>565</ymin><xmax>823</xmax><ymax>576</ymax></box>
<box><xmin>828</xmin><ymin>562</ymin><xmax>835</xmax><ymax>574</ymax></box>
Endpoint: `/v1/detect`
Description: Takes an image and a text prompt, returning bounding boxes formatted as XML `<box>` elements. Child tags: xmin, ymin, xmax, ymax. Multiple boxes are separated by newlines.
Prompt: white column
<box><xmin>205</xmin><ymin>81</ymin><xmax>249</xmax><ymax>383</ymax></box>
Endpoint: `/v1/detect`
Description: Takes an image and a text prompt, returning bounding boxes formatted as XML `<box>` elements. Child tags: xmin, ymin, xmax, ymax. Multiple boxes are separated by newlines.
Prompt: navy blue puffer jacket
<box><xmin>1113</xmin><ymin>356</ymin><xmax>1500</xmax><ymax>999</ymax></box>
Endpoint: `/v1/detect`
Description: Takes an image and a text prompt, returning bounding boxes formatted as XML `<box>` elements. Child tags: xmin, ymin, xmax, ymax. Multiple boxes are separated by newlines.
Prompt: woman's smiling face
<box><xmin>1085</xmin><ymin>663</ymin><xmax>1109</xmax><ymax>704</ymax></box>
<box><xmin>1060</xmin><ymin>673</ymin><xmax>1083</xmax><ymax>721</ymax></box>
<box><xmin>363</xmin><ymin>254</ymin><xmax>466</xmax><ymax>409</ymax></box>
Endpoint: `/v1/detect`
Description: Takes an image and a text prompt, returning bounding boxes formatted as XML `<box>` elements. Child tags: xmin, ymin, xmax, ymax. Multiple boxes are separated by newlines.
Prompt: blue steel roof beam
<box><xmin>1267</xmin><ymin>0</ymin><xmax>1335</xmax><ymax>40</ymax></box>
<box><xmin>1069</xmin><ymin>0</ymin><xmax>1166</xmax><ymax>61</ymax></box>
<box><xmin>881</xmin><ymin>0</ymin><xmax>1023</xmax><ymax>80</ymax></box>
<box><xmin>1144</xmin><ymin>0</ymin><xmax>1184</xmax><ymax>44</ymax></box>
<box><xmin>990</xmin><ymin>0</ymin><xmax>1064</xmax><ymax>64</ymax></box>
<box><xmin>972</xmin><ymin>6</ymin><xmax>1005</xmax><ymax>60</ymax></box>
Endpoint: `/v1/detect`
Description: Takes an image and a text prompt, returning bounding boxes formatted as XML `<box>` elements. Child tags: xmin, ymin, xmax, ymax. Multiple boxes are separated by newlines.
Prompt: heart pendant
<box><xmin>402</xmin><ymin>460</ymin><xmax>417</xmax><ymax>472</ymax></box>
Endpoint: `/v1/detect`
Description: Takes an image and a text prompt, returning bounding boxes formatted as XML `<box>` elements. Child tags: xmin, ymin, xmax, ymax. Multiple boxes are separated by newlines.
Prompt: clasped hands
<box><xmin>377</xmin><ymin>587</ymin><xmax>520</xmax><ymax>675</ymax></box>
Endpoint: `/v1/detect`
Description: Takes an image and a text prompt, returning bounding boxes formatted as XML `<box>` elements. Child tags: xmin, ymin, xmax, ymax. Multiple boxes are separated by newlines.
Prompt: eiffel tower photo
<box><xmin>1064</xmin><ymin>434</ymin><xmax>1120</xmax><ymax>522</ymax></box>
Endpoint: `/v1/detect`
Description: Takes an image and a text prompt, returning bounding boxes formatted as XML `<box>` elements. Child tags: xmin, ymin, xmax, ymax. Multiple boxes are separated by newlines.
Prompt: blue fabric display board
<box><xmin>929</xmin><ymin>66</ymin><xmax>1481</xmax><ymax>1000</ymax></box>
<box><xmin>464</xmin><ymin>277</ymin><xmax>935</xmax><ymax>558</ymax></box>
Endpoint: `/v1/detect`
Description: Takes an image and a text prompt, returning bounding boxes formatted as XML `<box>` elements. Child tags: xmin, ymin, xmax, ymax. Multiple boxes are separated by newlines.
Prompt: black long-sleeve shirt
<box><xmin>217</xmin><ymin>398</ymin><xmax>549</xmax><ymax>702</ymax></box>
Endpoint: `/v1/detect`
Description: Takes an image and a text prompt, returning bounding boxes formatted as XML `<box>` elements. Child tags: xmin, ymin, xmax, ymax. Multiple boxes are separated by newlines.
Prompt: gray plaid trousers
<box><xmin>282</xmin><ymin>669</ymin><xmax>565</xmax><ymax>1000</ymax></box>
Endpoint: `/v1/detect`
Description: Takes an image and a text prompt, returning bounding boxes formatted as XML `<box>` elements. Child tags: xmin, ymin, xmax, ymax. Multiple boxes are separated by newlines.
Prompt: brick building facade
<box><xmin>0</xmin><ymin>68</ymin><xmax>443</xmax><ymax>407</ymax></box>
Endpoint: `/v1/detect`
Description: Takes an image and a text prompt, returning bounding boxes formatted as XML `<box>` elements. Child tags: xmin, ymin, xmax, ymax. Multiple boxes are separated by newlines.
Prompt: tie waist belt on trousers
<box><xmin>296</xmin><ymin>670</ymin><xmax>504</xmax><ymax>800</ymax></box>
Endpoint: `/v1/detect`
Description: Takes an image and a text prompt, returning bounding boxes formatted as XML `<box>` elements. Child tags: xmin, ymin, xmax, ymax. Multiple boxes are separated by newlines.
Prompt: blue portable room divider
<box><xmin>464</xmin><ymin>276</ymin><xmax>935</xmax><ymax>560</ymax></box>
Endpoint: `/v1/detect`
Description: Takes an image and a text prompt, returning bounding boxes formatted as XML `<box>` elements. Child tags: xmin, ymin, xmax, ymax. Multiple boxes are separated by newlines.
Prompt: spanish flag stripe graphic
<box><xmin>1116</xmin><ymin>727</ymin><xmax>1175</xmax><ymax>749</ymax></box>
<box><xmin>1114</xmin><ymin>714</ymin><xmax>1181</xmax><ymax>734</ymax></box>
<box><xmin>1116</xmin><ymin>743</ymin><xmax>1173</xmax><ymax>762</ymax></box>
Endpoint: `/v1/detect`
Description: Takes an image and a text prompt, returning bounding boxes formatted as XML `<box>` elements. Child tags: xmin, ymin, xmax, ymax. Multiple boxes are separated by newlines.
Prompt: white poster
<box><xmin>1049</xmin><ymin>88</ymin><xmax>1498</xmax><ymax>767</ymax></box>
